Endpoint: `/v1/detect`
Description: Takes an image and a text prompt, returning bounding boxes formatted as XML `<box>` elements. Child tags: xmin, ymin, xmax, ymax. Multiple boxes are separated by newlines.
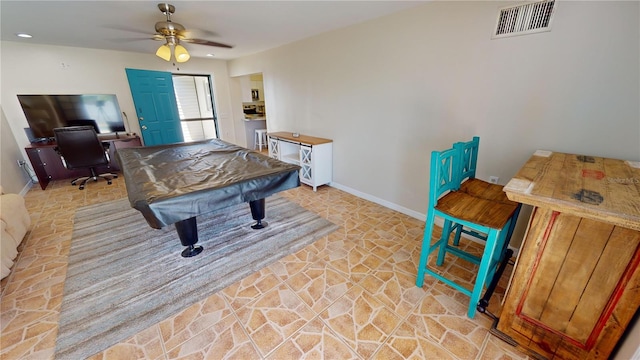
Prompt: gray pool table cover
<box><xmin>116</xmin><ymin>139</ymin><xmax>300</xmax><ymax>229</ymax></box>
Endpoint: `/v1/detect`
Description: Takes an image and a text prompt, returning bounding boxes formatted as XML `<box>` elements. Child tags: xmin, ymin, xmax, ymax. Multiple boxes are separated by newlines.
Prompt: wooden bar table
<box><xmin>498</xmin><ymin>150</ymin><xmax>640</xmax><ymax>359</ymax></box>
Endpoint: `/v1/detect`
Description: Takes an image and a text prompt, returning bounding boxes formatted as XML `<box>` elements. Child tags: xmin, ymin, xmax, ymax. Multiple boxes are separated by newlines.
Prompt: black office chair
<box><xmin>53</xmin><ymin>126</ymin><xmax>117</xmax><ymax>190</ymax></box>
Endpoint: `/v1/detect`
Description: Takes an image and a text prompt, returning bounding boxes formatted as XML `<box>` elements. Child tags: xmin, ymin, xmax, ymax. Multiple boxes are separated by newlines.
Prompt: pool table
<box><xmin>116</xmin><ymin>139</ymin><xmax>300</xmax><ymax>257</ymax></box>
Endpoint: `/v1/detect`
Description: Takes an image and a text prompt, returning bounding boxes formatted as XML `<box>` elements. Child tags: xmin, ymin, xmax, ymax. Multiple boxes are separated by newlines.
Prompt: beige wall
<box><xmin>229</xmin><ymin>1</ymin><xmax>640</xmax><ymax>221</ymax></box>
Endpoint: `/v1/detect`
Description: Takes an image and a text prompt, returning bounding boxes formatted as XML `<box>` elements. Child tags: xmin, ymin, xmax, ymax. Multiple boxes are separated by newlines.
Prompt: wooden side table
<box><xmin>267</xmin><ymin>132</ymin><xmax>333</xmax><ymax>191</ymax></box>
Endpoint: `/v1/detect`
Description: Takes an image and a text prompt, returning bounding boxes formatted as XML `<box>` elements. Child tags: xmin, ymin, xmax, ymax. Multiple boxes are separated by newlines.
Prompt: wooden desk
<box><xmin>25</xmin><ymin>135</ymin><xmax>141</xmax><ymax>190</ymax></box>
<box><xmin>498</xmin><ymin>151</ymin><xmax>640</xmax><ymax>359</ymax></box>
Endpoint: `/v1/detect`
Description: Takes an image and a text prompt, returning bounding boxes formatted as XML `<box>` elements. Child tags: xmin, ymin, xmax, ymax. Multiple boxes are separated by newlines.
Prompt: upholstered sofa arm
<box><xmin>0</xmin><ymin>186</ymin><xmax>31</xmax><ymax>279</ymax></box>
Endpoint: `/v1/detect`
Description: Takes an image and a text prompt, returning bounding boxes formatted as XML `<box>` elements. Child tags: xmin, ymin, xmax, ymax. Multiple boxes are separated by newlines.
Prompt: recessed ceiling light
<box><xmin>16</xmin><ymin>33</ymin><xmax>32</xmax><ymax>38</ymax></box>
<box><xmin>206</xmin><ymin>54</ymin><xmax>215</xmax><ymax>57</ymax></box>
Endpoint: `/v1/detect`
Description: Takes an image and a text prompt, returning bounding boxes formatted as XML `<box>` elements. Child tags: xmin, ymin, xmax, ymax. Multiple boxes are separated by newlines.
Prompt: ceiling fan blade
<box><xmin>183</xmin><ymin>38</ymin><xmax>233</xmax><ymax>48</ymax></box>
<box><xmin>108</xmin><ymin>37</ymin><xmax>158</xmax><ymax>43</ymax></box>
<box><xmin>181</xmin><ymin>28</ymin><xmax>218</xmax><ymax>39</ymax></box>
<box><xmin>103</xmin><ymin>24</ymin><xmax>153</xmax><ymax>36</ymax></box>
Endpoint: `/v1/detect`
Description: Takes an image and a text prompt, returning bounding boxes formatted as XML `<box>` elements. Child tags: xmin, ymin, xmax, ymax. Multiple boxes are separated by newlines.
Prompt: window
<box><xmin>172</xmin><ymin>75</ymin><xmax>219</xmax><ymax>142</ymax></box>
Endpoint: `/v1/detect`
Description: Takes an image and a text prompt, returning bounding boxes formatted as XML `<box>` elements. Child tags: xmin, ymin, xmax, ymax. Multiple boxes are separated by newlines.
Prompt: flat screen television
<box><xmin>17</xmin><ymin>94</ymin><xmax>126</xmax><ymax>140</ymax></box>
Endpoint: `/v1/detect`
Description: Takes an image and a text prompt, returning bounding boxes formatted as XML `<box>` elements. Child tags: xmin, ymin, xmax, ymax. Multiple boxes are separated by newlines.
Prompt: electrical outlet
<box><xmin>489</xmin><ymin>176</ymin><xmax>499</xmax><ymax>184</ymax></box>
<box><xmin>16</xmin><ymin>160</ymin><xmax>26</xmax><ymax>167</ymax></box>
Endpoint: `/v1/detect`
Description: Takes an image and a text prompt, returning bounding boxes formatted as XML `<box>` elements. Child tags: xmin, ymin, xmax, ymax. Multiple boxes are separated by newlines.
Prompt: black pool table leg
<box><xmin>249</xmin><ymin>198</ymin><xmax>268</xmax><ymax>229</ymax></box>
<box><xmin>175</xmin><ymin>217</ymin><xmax>203</xmax><ymax>257</ymax></box>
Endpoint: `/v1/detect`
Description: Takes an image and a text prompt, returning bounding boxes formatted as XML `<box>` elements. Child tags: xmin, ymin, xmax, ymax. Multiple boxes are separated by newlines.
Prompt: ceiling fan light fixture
<box><xmin>150</xmin><ymin>4</ymin><xmax>230</xmax><ymax>62</ymax></box>
<box><xmin>174</xmin><ymin>44</ymin><xmax>190</xmax><ymax>63</ymax></box>
<box><xmin>156</xmin><ymin>44</ymin><xmax>172</xmax><ymax>61</ymax></box>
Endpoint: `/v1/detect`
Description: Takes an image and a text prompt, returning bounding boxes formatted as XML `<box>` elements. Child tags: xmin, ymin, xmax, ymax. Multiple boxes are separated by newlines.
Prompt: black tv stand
<box><xmin>25</xmin><ymin>135</ymin><xmax>141</xmax><ymax>190</ymax></box>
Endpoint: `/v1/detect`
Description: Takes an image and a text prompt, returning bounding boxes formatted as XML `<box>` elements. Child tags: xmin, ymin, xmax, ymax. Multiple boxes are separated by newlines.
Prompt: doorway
<box><xmin>238</xmin><ymin>73</ymin><xmax>267</xmax><ymax>152</ymax></box>
<box><xmin>172</xmin><ymin>74</ymin><xmax>219</xmax><ymax>141</ymax></box>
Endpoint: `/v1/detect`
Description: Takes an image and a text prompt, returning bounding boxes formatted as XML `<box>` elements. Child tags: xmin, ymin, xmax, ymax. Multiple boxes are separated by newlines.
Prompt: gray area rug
<box><xmin>55</xmin><ymin>195</ymin><xmax>338</xmax><ymax>359</ymax></box>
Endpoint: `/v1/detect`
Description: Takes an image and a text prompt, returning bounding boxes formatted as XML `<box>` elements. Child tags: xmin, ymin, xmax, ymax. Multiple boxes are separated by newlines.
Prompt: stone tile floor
<box><xmin>1</xmin><ymin>176</ymin><xmax>530</xmax><ymax>359</ymax></box>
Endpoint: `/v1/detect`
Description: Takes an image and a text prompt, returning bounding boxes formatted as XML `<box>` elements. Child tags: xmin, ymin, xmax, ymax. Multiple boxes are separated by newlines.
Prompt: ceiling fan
<box><xmin>153</xmin><ymin>3</ymin><xmax>233</xmax><ymax>63</ymax></box>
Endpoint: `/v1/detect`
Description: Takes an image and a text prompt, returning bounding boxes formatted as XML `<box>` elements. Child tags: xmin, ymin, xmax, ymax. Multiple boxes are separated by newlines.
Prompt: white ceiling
<box><xmin>1</xmin><ymin>1</ymin><xmax>423</xmax><ymax>61</ymax></box>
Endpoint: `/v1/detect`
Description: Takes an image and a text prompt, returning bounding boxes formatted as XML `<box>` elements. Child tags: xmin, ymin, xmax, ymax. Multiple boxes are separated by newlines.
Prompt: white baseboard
<box><xmin>329</xmin><ymin>182</ymin><xmax>424</xmax><ymax>220</ymax></box>
<box><xmin>328</xmin><ymin>181</ymin><xmax>519</xmax><ymax>256</ymax></box>
<box><xmin>19</xmin><ymin>182</ymin><xmax>33</xmax><ymax>197</ymax></box>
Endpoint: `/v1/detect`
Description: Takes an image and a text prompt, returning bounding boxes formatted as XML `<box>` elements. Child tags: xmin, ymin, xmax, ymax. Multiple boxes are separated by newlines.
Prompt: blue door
<box><xmin>125</xmin><ymin>68</ymin><xmax>184</xmax><ymax>146</ymax></box>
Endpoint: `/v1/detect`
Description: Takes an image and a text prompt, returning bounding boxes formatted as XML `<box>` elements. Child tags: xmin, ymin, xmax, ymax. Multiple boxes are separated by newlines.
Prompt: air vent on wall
<box><xmin>493</xmin><ymin>0</ymin><xmax>555</xmax><ymax>39</ymax></box>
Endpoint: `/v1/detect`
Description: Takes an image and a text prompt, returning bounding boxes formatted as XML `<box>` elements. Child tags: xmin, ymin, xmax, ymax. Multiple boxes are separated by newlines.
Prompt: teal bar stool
<box><xmin>451</xmin><ymin>136</ymin><xmax>521</xmax><ymax>247</ymax></box>
<box><xmin>415</xmin><ymin>142</ymin><xmax>520</xmax><ymax>318</ymax></box>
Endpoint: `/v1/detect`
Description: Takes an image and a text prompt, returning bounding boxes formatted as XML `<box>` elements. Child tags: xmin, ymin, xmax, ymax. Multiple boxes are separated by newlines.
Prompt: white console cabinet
<box><xmin>267</xmin><ymin>132</ymin><xmax>332</xmax><ymax>191</ymax></box>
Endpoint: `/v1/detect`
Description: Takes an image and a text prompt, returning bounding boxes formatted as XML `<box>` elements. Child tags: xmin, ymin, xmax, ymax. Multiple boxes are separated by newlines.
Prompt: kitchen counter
<box><xmin>243</xmin><ymin>118</ymin><xmax>266</xmax><ymax>149</ymax></box>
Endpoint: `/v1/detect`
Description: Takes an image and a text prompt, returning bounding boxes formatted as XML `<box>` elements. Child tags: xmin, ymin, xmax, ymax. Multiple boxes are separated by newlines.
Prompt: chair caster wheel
<box><xmin>107</xmin><ymin>181</ymin><xmax>112</xmax><ymax>185</ymax></box>
<box><xmin>79</xmin><ymin>186</ymin><xmax>85</xmax><ymax>190</ymax></box>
